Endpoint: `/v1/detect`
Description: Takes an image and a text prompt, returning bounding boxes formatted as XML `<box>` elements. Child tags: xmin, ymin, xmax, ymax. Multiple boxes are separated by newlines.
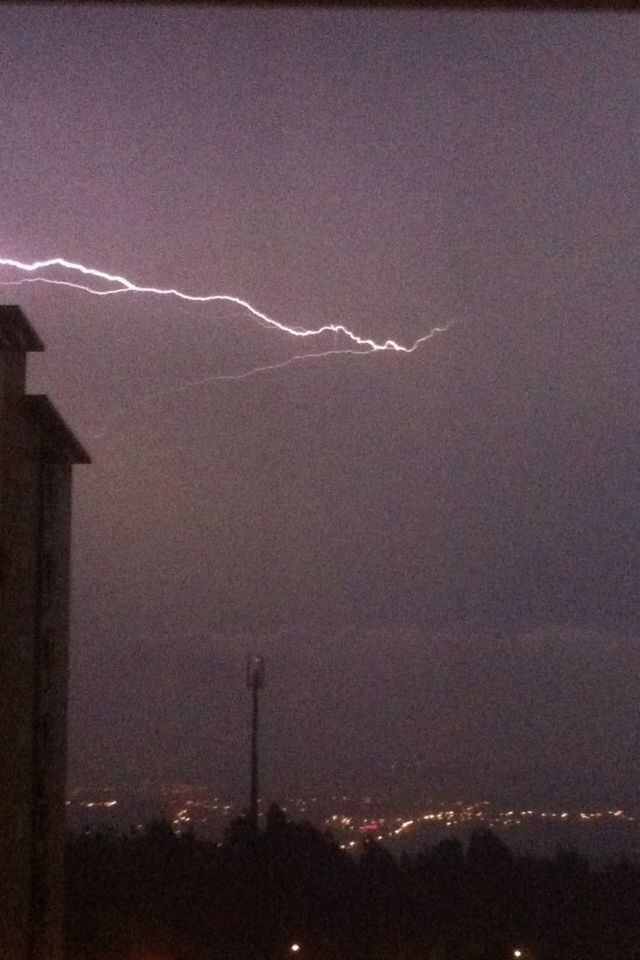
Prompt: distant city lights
<box><xmin>65</xmin><ymin>788</ymin><xmax>638</xmax><ymax>851</ymax></box>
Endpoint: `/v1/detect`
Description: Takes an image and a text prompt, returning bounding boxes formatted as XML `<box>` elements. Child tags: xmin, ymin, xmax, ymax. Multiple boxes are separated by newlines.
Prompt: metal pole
<box><xmin>246</xmin><ymin>655</ymin><xmax>265</xmax><ymax>831</ymax></box>
<box><xmin>249</xmin><ymin>678</ymin><xmax>259</xmax><ymax>829</ymax></box>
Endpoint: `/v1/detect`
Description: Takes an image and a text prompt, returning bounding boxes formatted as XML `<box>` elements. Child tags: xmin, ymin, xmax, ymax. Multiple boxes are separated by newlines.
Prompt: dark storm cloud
<box><xmin>2</xmin><ymin>8</ymin><xmax>639</xmax><ymax>798</ymax></box>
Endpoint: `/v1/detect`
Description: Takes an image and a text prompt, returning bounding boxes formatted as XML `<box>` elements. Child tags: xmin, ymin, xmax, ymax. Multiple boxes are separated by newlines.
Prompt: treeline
<box><xmin>66</xmin><ymin>803</ymin><xmax>640</xmax><ymax>960</ymax></box>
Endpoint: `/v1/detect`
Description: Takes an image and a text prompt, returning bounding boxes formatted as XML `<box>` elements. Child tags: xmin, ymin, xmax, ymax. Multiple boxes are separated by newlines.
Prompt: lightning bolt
<box><xmin>0</xmin><ymin>256</ymin><xmax>449</xmax><ymax>353</ymax></box>
<box><xmin>0</xmin><ymin>254</ymin><xmax>456</xmax><ymax>441</ymax></box>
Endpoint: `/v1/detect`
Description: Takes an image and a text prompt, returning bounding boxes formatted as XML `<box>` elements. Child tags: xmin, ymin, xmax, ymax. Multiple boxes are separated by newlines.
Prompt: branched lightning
<box><xmin>0</xmin><ymin>254</ymin><xmax>456</xmax><ymax>440</ymax></box>
<box><xmin>0</xmin><ymin>276</ymin><xmax>132</xmax><ymax>297</ymax></box>
<box><xmin>0</xmin><ymin>256</ymin><xmax>451</xmax><ymax>353</ymax></box>
<box><xmin>88</xmin><ymin>348</ymin><xmax>377</xmax><ymax>441</ymax></box>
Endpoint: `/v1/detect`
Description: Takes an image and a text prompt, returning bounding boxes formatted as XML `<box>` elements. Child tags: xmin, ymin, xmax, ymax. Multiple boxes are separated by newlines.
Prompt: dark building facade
<box><xmin>0</xmin><ymin>306</ymin><xmax>90</xmax><ymax>959</ymax></box>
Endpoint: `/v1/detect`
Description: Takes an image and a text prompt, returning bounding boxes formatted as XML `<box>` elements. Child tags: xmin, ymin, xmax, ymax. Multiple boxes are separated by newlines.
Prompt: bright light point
<box><xmin>290</xmin><ymin>945</ymin><xmax>301</xmax><ymax>953</ymax></box>
<box><xmin>514</xmin><ymin>950</ymin><xmax>523</xmax><ymax>957</ymax></box>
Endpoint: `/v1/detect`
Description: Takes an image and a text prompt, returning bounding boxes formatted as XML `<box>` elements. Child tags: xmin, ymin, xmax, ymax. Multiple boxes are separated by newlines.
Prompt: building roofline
<box><xmin>0</xmin><ymin>305</ymin><xmax>45</xmax><ymax>352</ymax></box>
<box><xmin>23</xmin><ymin>396</ymin><xmax>91</xmax><ymax>465</ymax></box>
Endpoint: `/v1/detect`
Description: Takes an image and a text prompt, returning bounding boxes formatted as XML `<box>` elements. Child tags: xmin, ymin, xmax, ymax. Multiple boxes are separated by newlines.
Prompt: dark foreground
<box><xmin>66</xmin><ymin>804</ymin><xmax>640</xmax><ymax>960</ymax></box>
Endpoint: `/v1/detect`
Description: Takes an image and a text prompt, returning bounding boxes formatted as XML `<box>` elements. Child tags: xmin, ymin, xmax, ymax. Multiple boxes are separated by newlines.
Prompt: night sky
<box><xmin>2</xmin><ymin>8</ymin><xmax>640</xmax><ymax>804</ymax></box>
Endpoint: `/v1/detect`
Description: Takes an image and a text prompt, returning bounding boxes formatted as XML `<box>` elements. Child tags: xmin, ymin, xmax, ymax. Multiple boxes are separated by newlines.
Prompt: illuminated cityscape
<box><xmin>66</xmin><ymin>787</ymin><xmax>640</xmax><ymax>859</ymax></box>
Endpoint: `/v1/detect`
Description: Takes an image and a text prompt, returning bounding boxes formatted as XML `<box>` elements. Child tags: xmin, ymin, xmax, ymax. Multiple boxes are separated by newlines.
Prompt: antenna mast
<box><xmin>246</xmin><ymin>654</ymin><xmax>265</xmax><ymax>830</ymax></box>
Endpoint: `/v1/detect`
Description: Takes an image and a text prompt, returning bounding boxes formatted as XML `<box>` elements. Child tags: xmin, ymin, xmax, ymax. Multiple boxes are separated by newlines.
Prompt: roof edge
<box><xmin>24</xmin><ymin>396</ymin><xmax>91</xmax><ymax>465</ymax></box>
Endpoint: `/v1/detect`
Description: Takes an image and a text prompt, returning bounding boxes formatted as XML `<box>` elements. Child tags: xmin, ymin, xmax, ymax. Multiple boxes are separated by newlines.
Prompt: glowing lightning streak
<box><xmin>0</xmin><ymin>256</ymin><xmax>445</xmax><ymax>353</ymax></box>
<box><xmin>0</xmin><ymin>276</ymin><xmax>279</xmax><ymax>330</ymax></box>
<box><xmin>0</xmin><ymin>276</ymin><xmax>131</xmax><ymax>297</ymax></box>
<box><xmin>88</xmin><ymin>348</ymin><xmax>377</xmax><ymax>441</ymax></box>
<box><xmin>0</xmin><ymin>255</ymin><xmax>456</xmax><ymax>441</ymax></box>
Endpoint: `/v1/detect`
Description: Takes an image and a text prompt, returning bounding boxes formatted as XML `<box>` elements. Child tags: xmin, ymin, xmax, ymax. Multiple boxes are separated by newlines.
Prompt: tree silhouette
<box><xmin>65</xmin><ymin>820</ymin><xmax>640</xmax><ymax>960</ymax></box>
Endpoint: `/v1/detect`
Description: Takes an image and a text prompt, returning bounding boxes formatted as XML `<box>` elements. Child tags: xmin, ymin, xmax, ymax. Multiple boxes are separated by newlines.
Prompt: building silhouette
<box><xmin>0</xmin><ymin>306</ymin><xmax>90</xmax><ymax>960</ymax></box>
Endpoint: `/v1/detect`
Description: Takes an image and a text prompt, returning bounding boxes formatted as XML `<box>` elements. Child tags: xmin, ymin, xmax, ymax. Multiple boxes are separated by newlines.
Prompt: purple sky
<box><xmin>2</xmin><ymin>7</ymin><xmax>640</xmax><ymax>803</ymax></box>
